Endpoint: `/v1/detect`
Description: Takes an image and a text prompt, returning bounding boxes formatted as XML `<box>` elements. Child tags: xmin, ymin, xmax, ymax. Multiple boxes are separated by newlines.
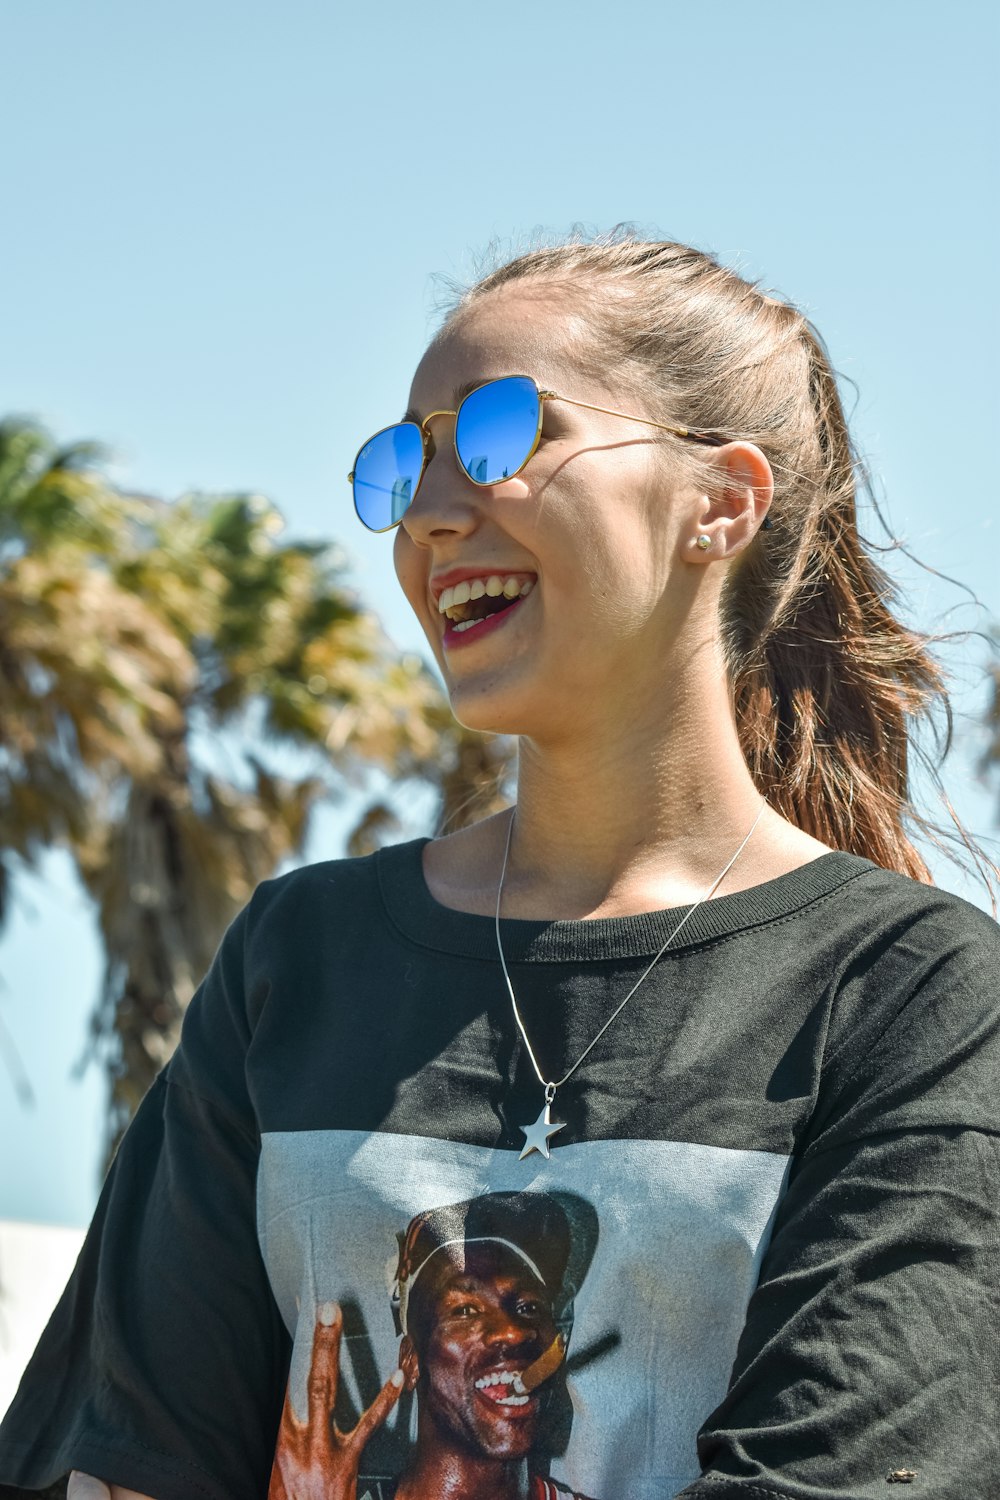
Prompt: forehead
<box><xmin>425</xmin><ymin>1241</ymin><xmax>548</xmax><ymax>1298</ymax></box>
<box><xmin>408</xmin><ymin>285</ymin><xmax>596</xmax><ymax>416</ymax></box>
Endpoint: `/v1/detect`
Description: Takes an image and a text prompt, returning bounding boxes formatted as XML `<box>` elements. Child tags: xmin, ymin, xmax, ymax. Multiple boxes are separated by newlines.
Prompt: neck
<box><xmin>499</xmin><ymin>664</ymin><xmax>767</xmax><ymax>919</ymax></box>
<box><xmin>424</xmin><ymin>628</ymin><xmax>831</xmax><ymax>923</ymax></box>
<box><xmin>393</xmin><ymin>1442</ymin><xmax>529</xmax><ymax>1500</ymax></box>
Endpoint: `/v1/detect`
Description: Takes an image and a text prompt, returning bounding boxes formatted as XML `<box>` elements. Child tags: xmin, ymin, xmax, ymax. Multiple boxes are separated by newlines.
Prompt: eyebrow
<box><xmin>403</xmin><ymin>377</ymin><xmax>506</xmax><ymax>426</ymax></box>
<box><xmin>439</xmin><ymin>1272</ymin><xmax>546</xmax><ymax>1299</ymax></box>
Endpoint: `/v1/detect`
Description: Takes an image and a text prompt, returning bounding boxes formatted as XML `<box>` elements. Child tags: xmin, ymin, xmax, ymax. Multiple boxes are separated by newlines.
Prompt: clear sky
<box><xmin>1</xmin><ymin>0</ymin><xmax>997</xmax><ymax>1227</ymax></box>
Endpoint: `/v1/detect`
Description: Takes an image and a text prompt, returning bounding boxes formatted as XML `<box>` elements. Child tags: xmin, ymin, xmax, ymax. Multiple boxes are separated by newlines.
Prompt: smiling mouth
<box><xmin>437</xmin><ymin>574</ymin><xmax>535</xmax><ymax>635</ymax></box>
<box><xmin>473</xmin><ymin>1368</ymin><xmax>532</xmax><ymax>1408</ymax></box>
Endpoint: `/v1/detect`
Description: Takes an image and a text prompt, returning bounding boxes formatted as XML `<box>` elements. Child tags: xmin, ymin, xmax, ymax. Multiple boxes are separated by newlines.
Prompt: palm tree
<box><xmin>0</xmin><ymin>419</ymin><xmax>192</xmax><ymax>921</ymax></box>
<box><xmin>0</xmin><ymin>417</ymin><xmax>514</xmax><ymax>1157</ymax></box>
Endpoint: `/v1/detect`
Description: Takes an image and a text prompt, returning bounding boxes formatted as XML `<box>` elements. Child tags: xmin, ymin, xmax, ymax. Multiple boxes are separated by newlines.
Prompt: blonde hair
<box><xmin>445</xmin><ymin>233</ymin><xmax>987</xmax><ymax>886</ymax></box>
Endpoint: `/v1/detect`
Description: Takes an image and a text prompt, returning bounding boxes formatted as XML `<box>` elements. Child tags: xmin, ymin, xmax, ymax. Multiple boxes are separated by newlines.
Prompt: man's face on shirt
<box><xmin>409</xmin><ymin>1242</ymin><xmax>559</xmax><ymax>1460</ymax></box>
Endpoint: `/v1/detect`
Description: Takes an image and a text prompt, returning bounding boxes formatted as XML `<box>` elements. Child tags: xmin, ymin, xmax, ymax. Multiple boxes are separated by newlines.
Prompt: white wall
<box><xmin>0</xmin><ymin>1220</ymin><xmax>85</xmax><ymax>1417</ymax></box>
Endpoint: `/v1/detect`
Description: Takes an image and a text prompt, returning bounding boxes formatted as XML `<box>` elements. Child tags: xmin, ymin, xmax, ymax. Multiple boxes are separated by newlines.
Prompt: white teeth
<box><xmin>436</xmin><ymin>575</ymin><xmax>536</xmax><ymax>614</ymax></box>
<box><xmin>472</xmin><ymin>1371</ymin><xmax>531</xmax><ymax>1407</ymax></box>
<box><xmin>451</xmin><ymin>618</ymin><xmax>479</xmax><ymax>633</ymax></box>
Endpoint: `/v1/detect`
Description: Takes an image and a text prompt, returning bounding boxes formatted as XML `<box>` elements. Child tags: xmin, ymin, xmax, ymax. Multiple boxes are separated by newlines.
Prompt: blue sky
<box><xmin>1</xmin><ymin>0</ymin><xmax>997</xmax><ymax>1226</ymax></box>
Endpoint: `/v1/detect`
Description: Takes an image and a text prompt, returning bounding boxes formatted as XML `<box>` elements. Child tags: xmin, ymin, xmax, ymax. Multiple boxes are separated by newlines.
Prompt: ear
<box><xmin>399</xmin><ymin>1333</ymin><xmax>420</xmax><ymax>1391</ymax></box>
<box><xmin>687</xmin><ymin>442</ymin><xmax>773</xmax><ymax>563</ymax></box>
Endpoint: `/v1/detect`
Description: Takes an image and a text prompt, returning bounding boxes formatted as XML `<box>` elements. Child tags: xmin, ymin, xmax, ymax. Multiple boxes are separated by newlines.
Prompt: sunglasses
<box><xmin>348</xmin><ymin>374</ymin><xmax>727</xmax><ymax>533</ymax></box>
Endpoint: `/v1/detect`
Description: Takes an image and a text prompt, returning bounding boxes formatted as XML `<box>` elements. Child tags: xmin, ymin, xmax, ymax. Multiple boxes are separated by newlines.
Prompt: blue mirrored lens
<box><xmin>353</xmin><ymin>423</ymin><xmax>425</xmax><ymax>530</ymax></box>
<box><xmin>455</xmin><ymin>376</ymin><xmax>540</xmax><ymax>485</ymax></box>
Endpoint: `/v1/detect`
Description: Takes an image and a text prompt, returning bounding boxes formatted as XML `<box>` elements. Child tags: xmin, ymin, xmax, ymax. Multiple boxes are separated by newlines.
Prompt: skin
<box><xmin>394</xmin><ymin>287</ymin><xmax>831</xmax><ymax>920</ymax></box>
<box><xmin>267</xmin><ymin>1301</ymin><xmax>409</xmax><ymax>1500</ymax></box>
<box><xmin>394</xmin><ymin>1244</ymin><xmax>559</xmax><ymax>1500</ymax></box>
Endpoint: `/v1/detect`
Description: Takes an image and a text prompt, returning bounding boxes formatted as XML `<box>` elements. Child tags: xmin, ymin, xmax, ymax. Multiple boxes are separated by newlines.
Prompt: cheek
<box><xmin>549</xmin><ymin>513</ymin><xmax>658</xmax><ymax>632</ymax></box>
<box><xmin>392</xmin><ymin>527</ymin><xmax>422</xmax><ymax>608</ymax></box>
<box><xmin>423</xmin><ymin>1331</ymin><xmax>469</xmax><ymax>1396</ymax></box>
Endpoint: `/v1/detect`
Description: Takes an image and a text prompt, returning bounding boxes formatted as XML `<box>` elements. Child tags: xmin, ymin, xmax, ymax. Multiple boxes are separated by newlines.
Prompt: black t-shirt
<box><xmin>1</xmin><ymin>841</ymin><xmax>998</xmax><ymax>1500</ymax></box>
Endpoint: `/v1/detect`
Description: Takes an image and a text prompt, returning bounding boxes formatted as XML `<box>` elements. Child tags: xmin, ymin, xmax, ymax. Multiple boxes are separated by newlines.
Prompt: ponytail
<box><xmin>728</xmin><ymin>320</ymin><xmax>945</xmax><ymax>880</ymax></box>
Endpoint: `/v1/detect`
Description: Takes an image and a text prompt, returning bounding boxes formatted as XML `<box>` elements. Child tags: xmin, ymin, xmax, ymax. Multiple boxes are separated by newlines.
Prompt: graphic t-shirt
<box><xmin>1</xmin><ymin>840</ymin><xmax>998</xmax><ymax>1500</ymax></box>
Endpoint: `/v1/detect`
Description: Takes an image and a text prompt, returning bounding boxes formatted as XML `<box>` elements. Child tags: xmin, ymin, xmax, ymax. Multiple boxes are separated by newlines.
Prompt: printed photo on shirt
<box><xmin>268</xmin><ymin>1190</ymin><xmax>598</xmax><ymax>1500</ymax></box>
<box><xmin>259</xmin><ymin>1128</ymin><xmax>789</xmax><ymax>1499</ymax></box>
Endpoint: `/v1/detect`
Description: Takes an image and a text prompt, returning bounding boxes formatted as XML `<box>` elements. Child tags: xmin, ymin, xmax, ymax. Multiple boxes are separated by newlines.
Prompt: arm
<box><xmin>685</xmin><ymin>1126</ymin><xmax>999</xmax><ymax>1497</ymax></box>
<box><xmin>679</xmin><ymin>898</ymin><xmax>1000</xmax><ymax>1499</ymax></box>
<box><xmin>0</xmin><ymin>904</ymin><xmax>291</xmax><ymax>1498</ymax></box>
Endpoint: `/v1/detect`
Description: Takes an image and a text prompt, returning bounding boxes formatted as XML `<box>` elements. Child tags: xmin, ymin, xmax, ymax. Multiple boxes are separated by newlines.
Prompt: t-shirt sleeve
<box><xmin>0</xmin><ymin>905</ymin><xmax>291</xmax><ymax>1500</ymax></box>
<box><xmin>677</xmin><ymin>897</ymin><xmax>1000</xmax><ymax>1500</ymax></box>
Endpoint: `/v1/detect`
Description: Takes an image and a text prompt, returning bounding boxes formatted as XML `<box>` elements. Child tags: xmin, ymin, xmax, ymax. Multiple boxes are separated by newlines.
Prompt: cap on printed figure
<box><xmin>389</xmin><ymin>1191</ymin><xmax>574</xmax><ymax>1336</ymax></box>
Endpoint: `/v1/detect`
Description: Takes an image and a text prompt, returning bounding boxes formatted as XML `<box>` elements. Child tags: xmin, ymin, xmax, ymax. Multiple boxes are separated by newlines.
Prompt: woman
<box><xmin>2</xmin><ymin>237</ymin><xmax>997</xmax><ymax>1500</ymax></box>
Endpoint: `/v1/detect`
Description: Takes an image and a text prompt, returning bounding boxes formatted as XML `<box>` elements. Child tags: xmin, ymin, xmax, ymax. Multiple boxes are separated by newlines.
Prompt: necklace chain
<box><xmin>494</xmin><ymin>800</ymin><xmax>768</xmax><ymax>1102</ymax></box>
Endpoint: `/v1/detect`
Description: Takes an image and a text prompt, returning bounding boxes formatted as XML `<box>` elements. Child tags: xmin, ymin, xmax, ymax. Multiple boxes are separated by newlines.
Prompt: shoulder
<box><xmin>846</xmin><ymin>859</ymin><xmax>997</xmax><ymax>927</ymax></box>
<box><xmin>821</xmin><ymin>860</ymin><xmax>1000</xmax><ymax>1034</ymax></box>
<box><xmin>771</xmin><ymin>850</ymin><xmax>999</xmax><ymax>966</ymax></box>
<box><xmin>827</xmin><ymin>860</ymin><xmax>1000</xmax><ymax>976</ymax></box>
<box><xmin>805</xmin><ymin>865</ymin><xmax>1000</xmax><ymax>1144</ymax></box>
<box><xmin>180</xmin><ymin>838</ymin><xmax>433</xmax><ymax>1041</ymax></box>
<box><xmin>242</xmin><ymin>837</ymin><xmax>429</xmax><ymax>930</ymax></box>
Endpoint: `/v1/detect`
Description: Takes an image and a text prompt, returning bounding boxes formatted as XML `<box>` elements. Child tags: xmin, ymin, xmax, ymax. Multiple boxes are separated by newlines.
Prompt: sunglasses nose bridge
<box><xmin>420</xmin><ymin>424</ymin><xmax>437</xmax><ymax>466</ymax></box>
<box><xmin>420</xmin><ymin>408</ymin><xmax>458</xmax><ymax>437</ymax></box>
<box><xmin>417</xmin><ymin>407</ymin><xmax>463</xmax><ymax>485</ymax></box>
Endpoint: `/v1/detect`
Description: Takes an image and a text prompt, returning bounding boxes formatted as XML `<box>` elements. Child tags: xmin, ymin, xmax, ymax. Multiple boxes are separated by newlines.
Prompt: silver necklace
<box><xmin>495</xmin><ymin>800</ymin><xmax>768</xmax><ymax>1161</ymax></box>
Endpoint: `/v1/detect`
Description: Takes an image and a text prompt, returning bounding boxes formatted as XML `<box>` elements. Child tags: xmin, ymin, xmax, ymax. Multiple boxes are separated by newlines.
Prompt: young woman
<box><xmin>2</xmin><ymin>237</ymin><xmax>997</xmax><ymax>1500</ymax></box>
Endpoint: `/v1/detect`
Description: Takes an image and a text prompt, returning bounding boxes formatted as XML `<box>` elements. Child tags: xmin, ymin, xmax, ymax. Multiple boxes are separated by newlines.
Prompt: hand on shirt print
<box><xmin>268</xmin><ymin>1300</ymin><xmax>414</xmax><ymax>1500</ymax></box>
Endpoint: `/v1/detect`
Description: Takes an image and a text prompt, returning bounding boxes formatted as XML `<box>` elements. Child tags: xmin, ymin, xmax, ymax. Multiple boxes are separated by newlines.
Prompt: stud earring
<box><xmin>695</xmin><ymin>534</ymin><xmax>712</xmax><ymax>551</ymax></box>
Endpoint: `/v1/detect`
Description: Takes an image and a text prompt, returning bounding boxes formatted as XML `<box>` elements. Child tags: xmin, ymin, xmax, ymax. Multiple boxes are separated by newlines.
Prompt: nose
<box><xmin>481</xmin><ymin>1307</ymin><xmax>538</xmax><ymax>1353</ymax></box>
<box><xmin>399</xmin><ymin>414</ymin><xmax>481</xmax><ymax>545</ymax></box>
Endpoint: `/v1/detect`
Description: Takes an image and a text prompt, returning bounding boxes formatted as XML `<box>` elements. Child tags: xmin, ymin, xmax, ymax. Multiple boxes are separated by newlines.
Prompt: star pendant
<box><xmin>518</xmin><ymin>1101</ymin><xmax>566</xmax><ymax>1161</ymax></box>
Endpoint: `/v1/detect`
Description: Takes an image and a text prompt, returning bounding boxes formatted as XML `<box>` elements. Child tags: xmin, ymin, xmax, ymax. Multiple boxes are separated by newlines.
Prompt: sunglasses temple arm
<box><xmin>540</xmin><ymin>391</ymin><xmax>726</xmax><ymax>447</ymax></box>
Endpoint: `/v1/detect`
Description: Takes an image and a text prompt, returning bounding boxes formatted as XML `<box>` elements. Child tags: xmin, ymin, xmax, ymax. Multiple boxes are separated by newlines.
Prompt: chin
<box><xmin>445</xmin><ymin>678</ymin><xmax>540</xmax><ymax>738</ymax></box>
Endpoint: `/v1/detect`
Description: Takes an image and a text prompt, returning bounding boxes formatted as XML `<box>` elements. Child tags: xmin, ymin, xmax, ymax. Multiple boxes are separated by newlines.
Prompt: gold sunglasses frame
<box><xmin>348</xmin><ymin>374</ymin><xmax>727</xmax><ymax>533</ymax></box>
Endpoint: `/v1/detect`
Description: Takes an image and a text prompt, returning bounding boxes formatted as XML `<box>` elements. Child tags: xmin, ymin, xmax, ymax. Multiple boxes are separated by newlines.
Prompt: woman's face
<box><xmin>393</xmin><ymin>288</ymin><xmax>708</xmax><ymax>741</ymax></box>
